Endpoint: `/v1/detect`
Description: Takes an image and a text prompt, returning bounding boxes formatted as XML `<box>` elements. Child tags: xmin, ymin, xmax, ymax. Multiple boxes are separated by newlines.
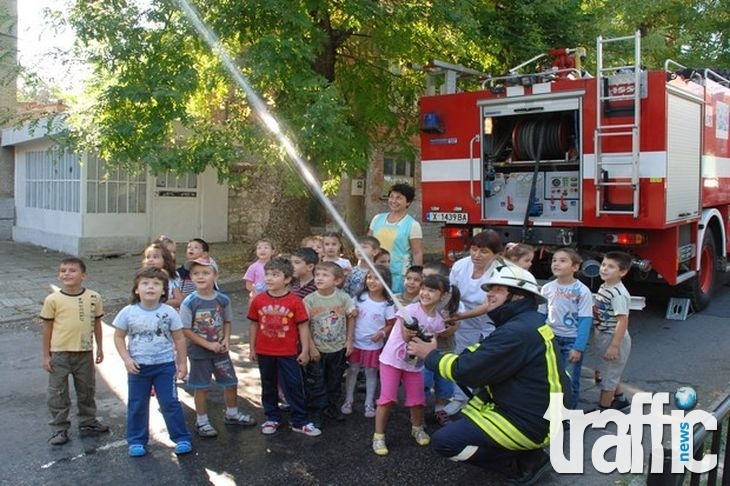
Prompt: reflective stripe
<box><xmin>438</xmin><ymin>353</ymin><xmax>459</xmax><ymax>381</ymax></box>
<box><xmin>462</xmin><ymin>401</ymin><xmax>541</xmax><ymax>450</ymax></box>
<box><xmin>450</xmin><ymin>445</ymin><xmax>479</xmax><ymax>462</ymax></box>
<box><xmin>538</xmin><ymin>323</ymin><xmax>565</xmax><ymax>443</ymax></box>
<box><xmin>466</xmin><ymin>342</ymin><xmax>480</xmax><ymax>352</ymax></box>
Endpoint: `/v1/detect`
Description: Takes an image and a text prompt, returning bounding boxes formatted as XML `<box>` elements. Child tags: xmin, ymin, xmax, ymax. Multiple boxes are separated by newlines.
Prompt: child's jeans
<box><xmin>305</xmin><ymin>349</ymin><xmax>347</xmax><ymax>415</ymax></box>
<box><xmin>553</xmin><ymin>335</ymin><xmax>583</xmax><ymax>409</ymax></box>
<box><xmin>423</xmin><ymin>368</ymin><xmax>454</xmax><ymax>404</ymax></box>
<box><xmin>127</xmin><ymin>361</ymin><xmax>191</xmax><ymax>446</ymax></box>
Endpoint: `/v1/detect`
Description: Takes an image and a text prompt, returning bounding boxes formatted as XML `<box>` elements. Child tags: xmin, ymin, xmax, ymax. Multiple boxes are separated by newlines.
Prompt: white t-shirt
<box><xmin>449</xmin><ymin>256</ymin><xmax>496</xmax><ymax>352</ymax></box>
<box><xmin>352</xmin><ymin>294</ymin><xmax>396</xmax><ymax>350</ymax></box>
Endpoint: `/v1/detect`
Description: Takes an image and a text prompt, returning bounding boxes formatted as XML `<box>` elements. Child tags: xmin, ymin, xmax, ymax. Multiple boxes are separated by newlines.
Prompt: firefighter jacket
<box><xmin>424</xmin><ymin>297</ymin><xmax>566</xmax><ymax>450</ymax></box>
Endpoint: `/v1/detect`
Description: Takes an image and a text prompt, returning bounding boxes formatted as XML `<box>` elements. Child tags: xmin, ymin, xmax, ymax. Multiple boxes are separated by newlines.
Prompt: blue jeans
<box><xmin>127</xmin><ymin>361</ymin><xmax>191</xmax><ymax>446</ymax></box>
<box><xmin>257</xmin><ymin>354</ymin><xmax>309</xmax><ymax>427</ymax></box>
<box><xmin>553</xmin><ymin>335</ymin><xmax>583</xmax><ymax>409</ymax></box>
<box><xmin>423</xmin><ymin>368</ymin><xmax>454</xmax><ymax>402</ymax></box>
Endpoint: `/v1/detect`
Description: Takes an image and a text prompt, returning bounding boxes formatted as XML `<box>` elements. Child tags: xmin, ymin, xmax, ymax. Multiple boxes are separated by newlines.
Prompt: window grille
<box><xmin>86</xmin><ymin>155</ymin><xmax>146</xmax><ymax>213</ymax></box>
<box><xmin>25</xmin><ymin>150</ymin><xmax>80</xmax><ymax>212</ymax></box>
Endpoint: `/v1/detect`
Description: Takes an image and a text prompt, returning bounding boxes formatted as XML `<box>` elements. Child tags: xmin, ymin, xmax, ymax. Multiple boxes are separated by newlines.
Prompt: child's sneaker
<box><xmin>434</xmin><ymin>410</ymin><xmax>450</xmax><ymax>426</ymax></box>
<box><xmin>128</xmin><ymin>444</ymin><xmax>146</xmax><ymax>457</ymax></box>
<box><xmin>79</xmin><ymin>420</ymin><xmax>110</xmax><ymax>434</ymax></box>
<box><xmin>443</xmin><ymin>398</ymin><xmax>465</xmax><ymax>416</ymax></box>
<box><xmin>291</xmin><ymin>422</ymin><xmax>322</xmax><ymax>437</ymax></box>
<box><xmin>48</xmin><ymin>430</ymin><xmax>69</xmax><ymax>445</ymax></box>
<box><xmin>224</xmin><ymin>412</ymin><xmax>256</xmax><ymax>426</ymax></box>
<box><xmin>610</xmin><ymin>396</ymin><xmax>630</xmax><ymax>410</ymax></box>
<box><xmin>197</xmin><ymin>423</ymin><xmax>218</xmax><ymax>437</ymax></box>
<box><xmin>261</xmin><ymin>420</ymin><xmax>280</xmax><ymax>435</ymax></box>
<box><xmin>174</xmin><ymin>440</ymin><xmax>193</xmax><ymax>455</ymax></box>
<box><xmin>363</xmin><ymin>404</ymin><xmax>376</xmax><ymax>418</ymax></box>
<box><xmin>411</xmin><ymin>426</ymin><xmax>430</xmax><ymax>446</ymax></box>
<box><xmin>340</xmin><ymin>401</ymin><xmax>353</xmax><ymax>415</ymax></box>
<box><xmin>372</xmin><ymin>433</ymin><xmax>388</xmax><ymax>455</ymax></box>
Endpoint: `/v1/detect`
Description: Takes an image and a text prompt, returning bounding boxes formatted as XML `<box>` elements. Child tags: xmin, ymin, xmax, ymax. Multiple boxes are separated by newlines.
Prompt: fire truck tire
<box><xmin>685</xmin><ymin>229</ymin><xmax>718</xmax><ymax>311</ymax></box>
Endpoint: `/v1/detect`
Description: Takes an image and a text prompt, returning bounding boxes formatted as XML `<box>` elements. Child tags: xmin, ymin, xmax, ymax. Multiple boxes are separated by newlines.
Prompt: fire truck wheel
<box><xmin>685</xmin><ymin>229</ymin><xmax>718</xmax><ymax>311</ymax></box>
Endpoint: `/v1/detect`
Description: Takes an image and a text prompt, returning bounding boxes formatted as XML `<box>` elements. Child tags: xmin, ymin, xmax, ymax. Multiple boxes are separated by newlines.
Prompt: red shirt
<box><xmin>247</xmin><ymin>291</ymin><xmax>309</xmax><ymax>356</ymax></box>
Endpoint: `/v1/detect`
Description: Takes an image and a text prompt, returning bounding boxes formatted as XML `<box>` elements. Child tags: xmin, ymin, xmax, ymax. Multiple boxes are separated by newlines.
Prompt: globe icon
<box><xmin>674</xmin><ymin>387</ymin><xmax>697</xmax><ymax>410</ymax></box>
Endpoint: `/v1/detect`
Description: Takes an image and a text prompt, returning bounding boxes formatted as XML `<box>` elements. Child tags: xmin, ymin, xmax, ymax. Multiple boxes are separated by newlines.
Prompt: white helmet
<box><xmin>480</xmin><ymin>260</ymin><xmax>545</xmax><ymax>303</ymax></box>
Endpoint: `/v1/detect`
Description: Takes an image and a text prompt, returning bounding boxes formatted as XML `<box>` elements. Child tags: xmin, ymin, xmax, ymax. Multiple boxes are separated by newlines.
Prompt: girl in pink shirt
<box><xmin>372</xmin><ymin>274</ymin><xmax>460</xmax><ymax>456</ymax></box>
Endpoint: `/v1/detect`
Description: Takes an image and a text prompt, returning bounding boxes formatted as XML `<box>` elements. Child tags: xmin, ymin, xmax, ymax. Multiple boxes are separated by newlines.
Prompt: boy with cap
<box><xmin>180</xmin><ymin>256</ymin><xmax>256</xmax><ymax>437</ymax></box>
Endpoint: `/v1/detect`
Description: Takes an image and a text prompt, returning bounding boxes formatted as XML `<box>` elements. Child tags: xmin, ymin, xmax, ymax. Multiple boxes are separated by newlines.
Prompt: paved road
<box><xmin>1</xmin><ymin>240</ymin><xmax>729</xmax><ymax>485</ymax></box>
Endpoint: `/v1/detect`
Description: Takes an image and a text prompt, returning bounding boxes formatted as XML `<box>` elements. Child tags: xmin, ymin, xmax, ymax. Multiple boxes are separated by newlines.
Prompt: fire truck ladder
<box><xmin>594</xmin><ymin>31</ymin><xmax>642</xmax><ymax>218</ymax></box>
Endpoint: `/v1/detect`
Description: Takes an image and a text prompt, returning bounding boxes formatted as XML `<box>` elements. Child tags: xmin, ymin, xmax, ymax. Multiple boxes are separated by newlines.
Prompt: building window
<box><xmin>86</xmin><ymin>155</ymin><xmax>146</xmax><ymax>213</ymax></box>
<box><xmin>155</xmin><ymin>172</ymin><xmax>198</xmax><ymax>197</ymax></box>
<box><xmin>382</xmin><ymin>155</ymin><xmax>415</xmax><ymax>197</ymax></box>
<box><xmin>25</xmin><ymin>150</ymin><xmax>81</xmax><ymax>212</ymax></box>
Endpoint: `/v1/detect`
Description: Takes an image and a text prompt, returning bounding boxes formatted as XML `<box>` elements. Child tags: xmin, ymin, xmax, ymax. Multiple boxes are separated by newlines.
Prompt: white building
<box><xmin>1</xmin><ymin>118</ymin><xmax>228</xmax><ymax>256</ymax></box>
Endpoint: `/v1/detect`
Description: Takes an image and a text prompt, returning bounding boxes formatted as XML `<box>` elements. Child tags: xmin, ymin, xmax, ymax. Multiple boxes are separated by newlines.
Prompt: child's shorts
<box><xmin>592</xmin><ymin>329</ymin><xmax>631</xmax><ymax>391</ymax></box>
<box><xmin>187</xmin><ymin>355</ymin><xmax>238</xmax><ymax>389</ymax></box>
<box><xmin>376</xmin><ymin>363</ymin><xmax>426</xmax><ymax>407</ymax></box>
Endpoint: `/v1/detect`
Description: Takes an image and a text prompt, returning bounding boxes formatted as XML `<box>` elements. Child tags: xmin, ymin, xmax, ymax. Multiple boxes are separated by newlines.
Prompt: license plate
<box><xmin>426</xmin><ymin>212</ymin><xmax>469</xmax><ymax>224</ymax></box>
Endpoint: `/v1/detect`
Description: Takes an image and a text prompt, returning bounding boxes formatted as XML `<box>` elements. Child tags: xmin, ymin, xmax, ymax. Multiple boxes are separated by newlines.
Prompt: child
<box><xmin>395</xmin><ymin>265</ymin><xmax>423</xmax><ymax>306</ymax></box>
<box><xmin>247</xmin><ymin>257</ymin><xmax>321</xmax><ymax>437</ymax></box>
<box><xmin>372</xmin><ymin>274</ymin><xmax>460</xmax><ymax>456</ymax></box>
<box><xmin>302</xmin><ymin>234</ymin><xmax>324</xmax><ymax>260</ymax></box>
<box><xmin>291</xmin><ymin>247</ymin><xmax>319</xmax><ymax>298</ymax></box>
<box><xmin>374</xmin><ymin>248</ymin><xmax>391</xmax><ymax>267</ymax></box>
<box><xmin>540</xmin><ymin>248</ymin><xmax>593</xmax><ymax>409</ymax></box>
<box><xmin>41</xmin><ymin>257</ymin><xmax>108</xmax><ymax>446</ymax></box>
<box><xmin>504</xmin><ymin>242</ymin><xmax>536</xmax><ymax>270</ymax></box>
<box><xmin>142</xmin><ymin>242</ymin><xmax>183</xmax><ymax>309</ymax></box>
<box><xmin>112</xmin><ymin>267</ymin><xmax>192</xmax><ymax>457</ymax></box>
<box><xmin>343</xmin><ymin>235</ymin><xmax>380</xmax><ymax>297</ymax></box>
<box><xmin>341</xmin><ymin>265</ymin><xmax>396</xmax><ymax>418</ymax></box>
<box><xmin>179</xmin><ymin>257</ymin><xmax>256</xmax><ymax>438</ymax></box>
<box><xmin>591</xmin><ymin>251</ymin><xmax>633</xmax><ymax>411</ymax></box>
<box><xmin>178</xmin><ymin>238</ymin><xmax>217</xmax><ymax>295</ymax></box>
<box><xmin>303</xmin><ymin>262</ymin><xmax>356</xmax><ymax>427</ymax></box>
<box><xmin>243</xmin><ymin>238</ymin><xmax>275</xmax><ymax>299</ymax></box>
<box><xmin>321</xmin><ymin>231</ymin><xmax>353</xmax><ymax>276</ymax></box>
<box><xmin>155</xmin><ymin>235</ymin><xmax>178</xmax><ymax>264</ymax></box>
<box><xmin>421</xmin><ymin>261</ymin><xmax>461</xmax><ymax>426</ymax></box>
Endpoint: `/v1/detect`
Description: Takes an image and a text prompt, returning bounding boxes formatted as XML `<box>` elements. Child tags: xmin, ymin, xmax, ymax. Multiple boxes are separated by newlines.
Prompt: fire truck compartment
<box><xmin>478</xmin><ymin>94</ymin><xmax>582</xmax><ymax>222</ymax></box>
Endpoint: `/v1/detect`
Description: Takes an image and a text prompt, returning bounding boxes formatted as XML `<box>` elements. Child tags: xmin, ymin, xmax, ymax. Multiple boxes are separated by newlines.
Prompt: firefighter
<box><xmin>407</xmin><ymin>262</ymin><xmax>568</xmax><ymax>484</ymax></box>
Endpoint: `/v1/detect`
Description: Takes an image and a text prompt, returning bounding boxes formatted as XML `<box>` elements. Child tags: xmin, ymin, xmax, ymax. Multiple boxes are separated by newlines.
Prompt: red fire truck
<box><xmin>419</xmin><ymin>32</ymin><xmax>730</xmax><ymax>310</ymax></box>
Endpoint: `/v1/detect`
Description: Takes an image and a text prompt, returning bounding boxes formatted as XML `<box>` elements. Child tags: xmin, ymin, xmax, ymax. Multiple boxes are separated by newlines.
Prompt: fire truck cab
<box><xmin>419</xmin><ymin>32</ymin><xmax>730</xmax><ymax>310</ymax></box>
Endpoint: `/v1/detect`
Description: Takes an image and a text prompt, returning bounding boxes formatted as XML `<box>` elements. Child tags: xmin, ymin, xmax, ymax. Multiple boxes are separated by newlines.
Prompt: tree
<box><xmin>63</xmin><ymin>0</ymin><xmax>491</xmax><ymax>246</ymax></box>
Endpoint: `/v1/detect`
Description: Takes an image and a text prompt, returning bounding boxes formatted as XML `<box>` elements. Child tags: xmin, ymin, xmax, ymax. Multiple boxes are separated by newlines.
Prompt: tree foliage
<box><xmin>63</xmin><ymin>0</ymin><xmax>491</xmax><ymax>185</ymax></box>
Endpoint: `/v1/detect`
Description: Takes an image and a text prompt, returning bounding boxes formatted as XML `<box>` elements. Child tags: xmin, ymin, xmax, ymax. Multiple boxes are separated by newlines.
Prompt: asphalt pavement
<box><xmin>0</xmin><ymin>239</ymin><xmax>719</xmax><ymax>485</ymax></box>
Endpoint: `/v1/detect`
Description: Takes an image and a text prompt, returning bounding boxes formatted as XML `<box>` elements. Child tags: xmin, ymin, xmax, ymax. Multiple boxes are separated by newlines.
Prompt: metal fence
<box><xmin>647</xmin><ymin>390</ymin><xmax>730</xmax><ymax>486</ymax></box>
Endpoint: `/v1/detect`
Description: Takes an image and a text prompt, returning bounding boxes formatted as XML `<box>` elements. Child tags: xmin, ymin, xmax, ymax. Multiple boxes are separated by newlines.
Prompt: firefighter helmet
<box><xmin>480</xmin><ymin>261</ymin><xmax>545</xmax><ymax>303</ymax></box>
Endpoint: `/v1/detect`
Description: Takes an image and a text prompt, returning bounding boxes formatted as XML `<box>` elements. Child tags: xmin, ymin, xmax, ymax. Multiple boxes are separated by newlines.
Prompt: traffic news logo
<box><xmin>544</xmin><ymin>390</ymin><xmax>717</xmax><ymax>474</ymax></box>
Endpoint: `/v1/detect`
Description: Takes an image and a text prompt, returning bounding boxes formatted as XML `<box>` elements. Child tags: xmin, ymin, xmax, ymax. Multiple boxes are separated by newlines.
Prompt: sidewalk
<box><xmin>0</xmin><ymin>239</ymin><xmax>648</xmax><ymax>485</ymax></box>
<box><xmin>0</xmin><ymin>240</ymin><xmax>246</xmax><ymax>324</ymax></box>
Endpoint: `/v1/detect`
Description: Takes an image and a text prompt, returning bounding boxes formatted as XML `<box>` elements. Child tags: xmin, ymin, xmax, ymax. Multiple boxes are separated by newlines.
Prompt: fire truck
<box><xmin>419</xmin><ymin>32</ymin><xmax>730</xmax><ymax>311</ymax></box>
